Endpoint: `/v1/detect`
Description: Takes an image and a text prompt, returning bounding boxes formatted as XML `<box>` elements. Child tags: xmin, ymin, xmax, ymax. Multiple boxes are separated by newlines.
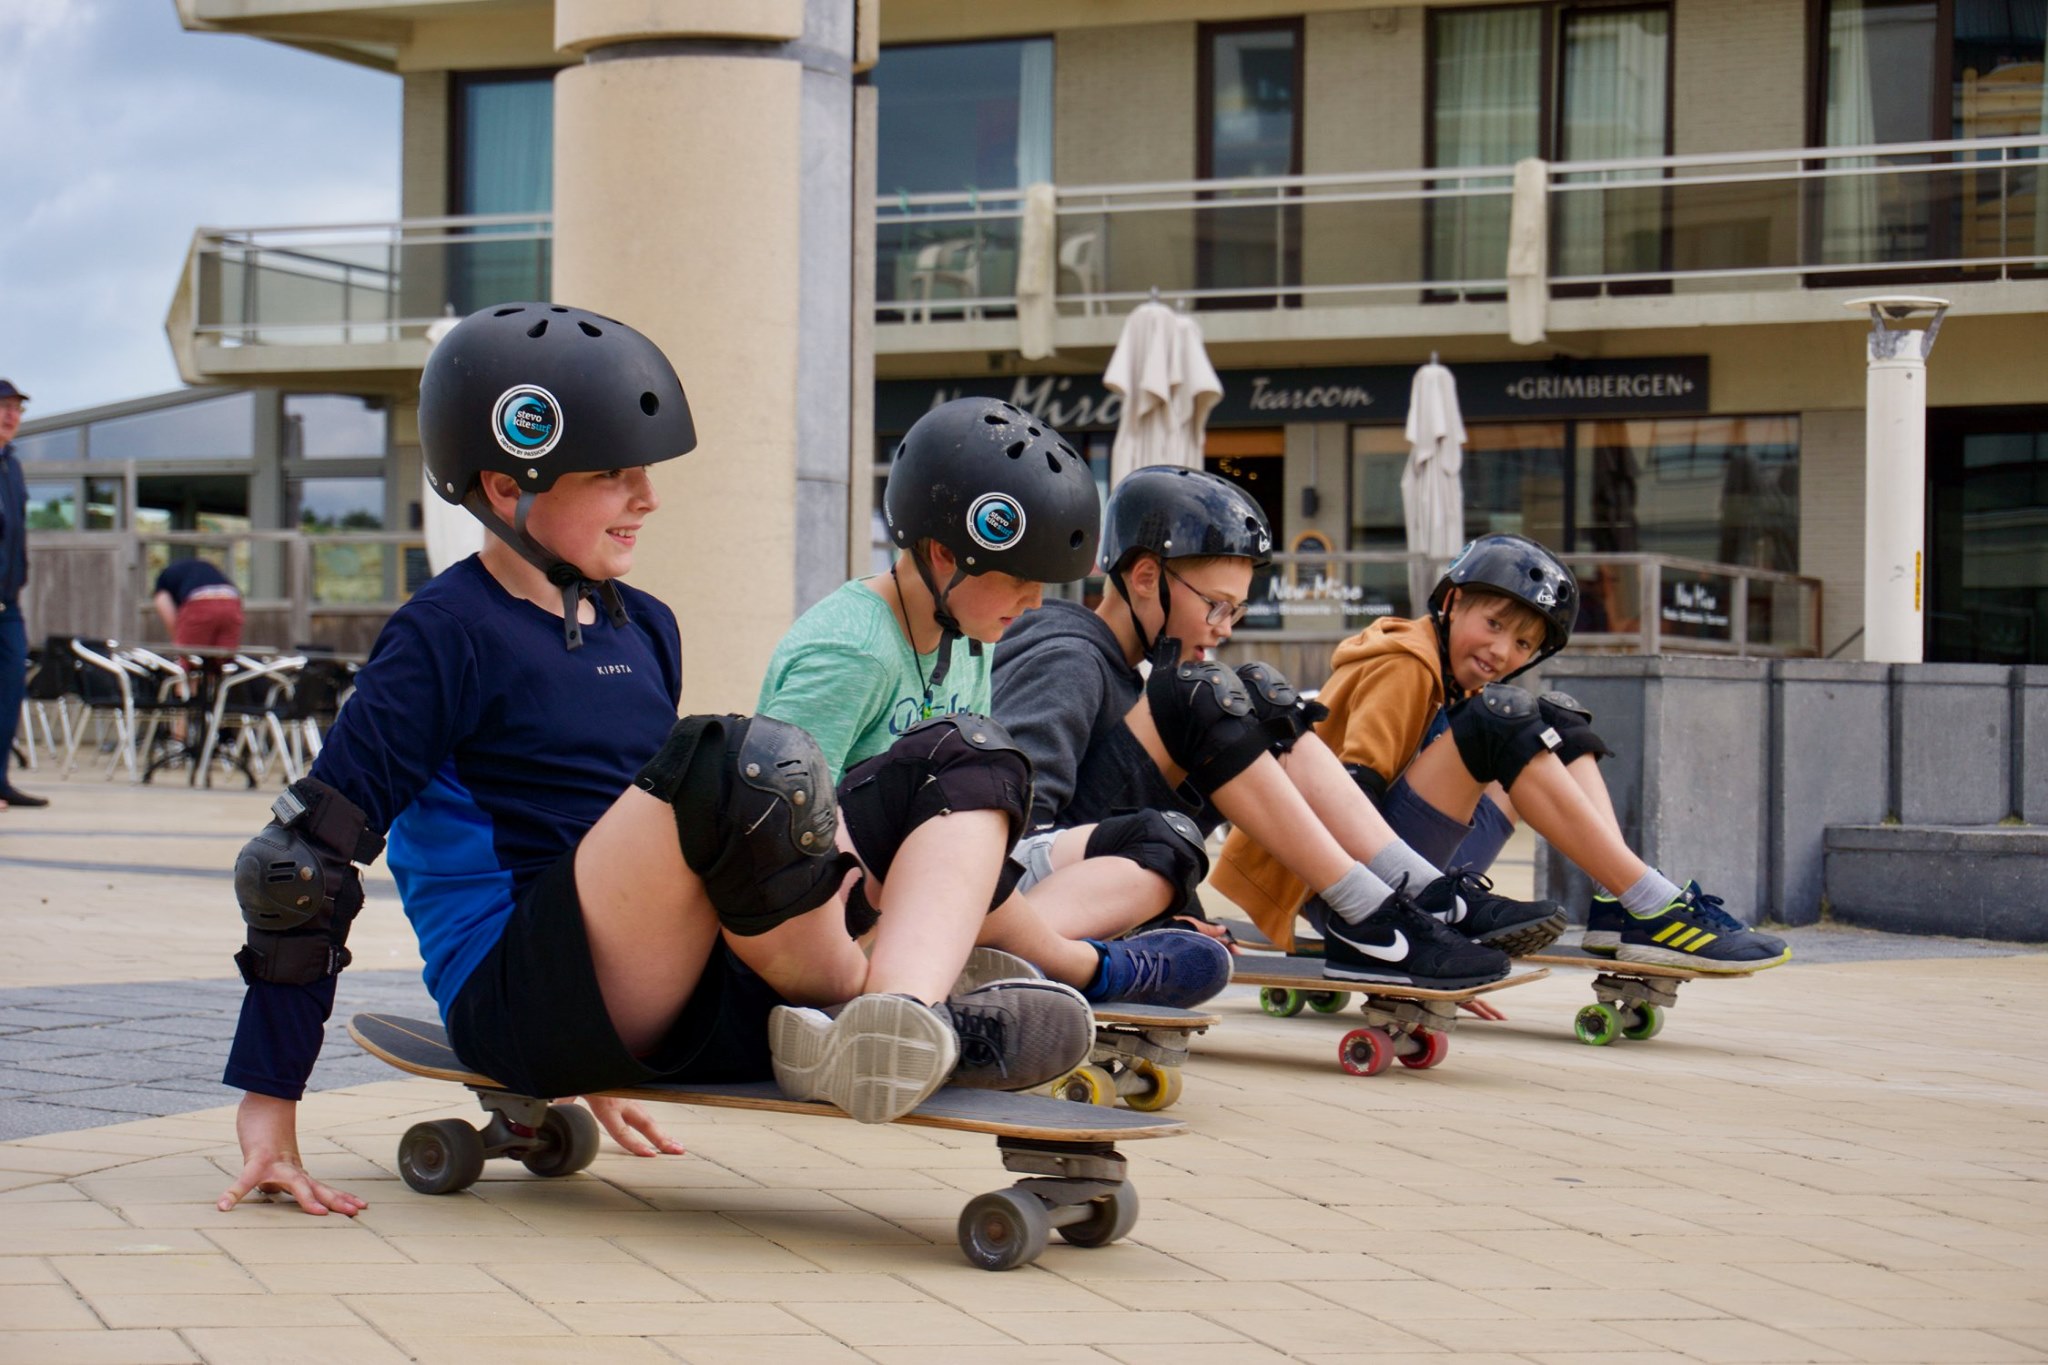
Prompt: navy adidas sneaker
<box><xmin>1412</xmin><ymin>867</ymin><xmax>1567</xmax><ymax>956</ymax></box>
<box><xmin>1582</xmin><ymin>891</ymin><xmax>1625</xmax><ymax>955</ymax></box>
<box><xmin>1615</xmin><ymin>881</ymin><xmax>1790</xmax><ymax>973</ymax></box>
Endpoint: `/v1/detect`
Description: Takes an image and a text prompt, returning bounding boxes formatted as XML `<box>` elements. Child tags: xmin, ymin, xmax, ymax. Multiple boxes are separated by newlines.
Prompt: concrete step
<box><xmin>1824</xmin><ymin>823</ymin><xmax>2048</xmax><ymax>941</ymax></box>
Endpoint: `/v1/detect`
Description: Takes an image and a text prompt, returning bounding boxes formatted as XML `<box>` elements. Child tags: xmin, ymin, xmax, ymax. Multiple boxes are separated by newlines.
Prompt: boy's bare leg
<box><xmin>1564</xmin><ymin>756</ymin><xmax>1625</xmax><ymax>843</ymax></box>
<box><xmin>1124</xmin><ymin>699</ymin><xmax>1354</xmax><ymax>892</ymax></box>
<box><xmin>1275</xmin><ymin>734</ymin><xmax>1401</xmax><ymax>863</ymax></box>
<box><xmin>1485</xmin><ymin>782</ymin><xmax>1517</xmax><ymax>826</ymax></box>
<box><xmin>991</xmin><ymin>833</ymin><xmax>1173</xmax><ymax>971</ymax></box>
<box><xmin>860</xmin><ymin>808</ymin><xmax>1010</xmax><ymax>1004</ymax></box>
<box><xmin>1404</xmin><ymin>731</ymin><xmax>1647</xmax><ymax>894</ymax></box>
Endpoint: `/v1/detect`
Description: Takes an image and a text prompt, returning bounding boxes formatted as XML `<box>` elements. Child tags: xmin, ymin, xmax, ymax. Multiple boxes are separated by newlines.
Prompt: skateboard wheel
<box><xmin>1398</xmin><ymin>1027</ymin><xmax>1450</xmax><ymax>1070</ymax></box>
<box><xmin>1260</xmin><ymin>988</ymin><xmax>1306</xmax><ymax>1018</ymax></box>
<box><xmin>1574</xmin><ymin>1002</ymin><xmax>1622</xmax><ymax>1046</ymax></box>
<box><xmin>1621</xmin><ymin>1003</ymin><xmax>1666</xmax><ymax>1041</ymax></box>
<box><xmin>1051</xmin><ymin>1063</ymin><xmax>1116</xmax><ymax>1107</ymax></box>
<box><xmin>398</xmin><ymin>1118</ymin><xmax>486</xmax><ymax>1195</ymax></box>
<box><xmin>958</xmin><ymin>1188</ymin><xmax>1051</xmax><ymax>1271</ymax></box>
<box><xmin>1306</xmin><ymin>991</ymin><xmax>1346</xmax><ymax>1015</ymax></box>
<box><xmin>1338</xmin><ymin>1026</ymin><xmax>1393</xmax><ymax>1077</ymax></box>
<box><xmin>1058</xmin><ymin>1183</ymin><xmax>1140</xmax><ymax>1249</ymax></box>
<box><xmin>521</xmin><ymin>1103</ymin><xmax>602</xmax><ymax>1178</ymax></box>
<box><xmin>1122</xmin><ymin>1057</ymin><xmax>1182</xmax><ymax>1112</ymax></box>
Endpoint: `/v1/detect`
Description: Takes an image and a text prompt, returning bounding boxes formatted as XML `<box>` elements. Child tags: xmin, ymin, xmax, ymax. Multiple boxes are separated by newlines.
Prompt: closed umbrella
<box><xmin>1402</xmin><ymin>358</ymin><xmax>1467</xmax><ymax>615</ymax></box>
<box><xmin>1103</xmin><ymin>300</ymin><xmax>1222</xmax><ymax>488</ymax></box>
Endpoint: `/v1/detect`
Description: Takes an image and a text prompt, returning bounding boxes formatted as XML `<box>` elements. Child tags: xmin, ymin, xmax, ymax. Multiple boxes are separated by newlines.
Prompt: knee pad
<box><xmin>1084</xmin><ymin>809</ymin><xmax>1211</xmax><ymax>916</ymax></box>
<box><xmin>1446</xmin><ymin>683</ymin><xmax>1561</xmax><ymax>789</ymax></box>
<box><xmin>635</xmin><ymin>714</ymin><xmax>856</xmax><ymax>937</ymax></box>
<box><xmin>838</xmin><ymin>713</ymin><xmax>1033</xmax><ymax>909</ymax></box>
<box><xmin>1538</xmin><ymin>690</ymin><xmax>1612</xmax><ymax>767</ymax></box>
<box><xmin>1234</xmin><ymin>661</ymin><xmax>1331</xmax><ymax>755</ymax></box>
<box><xmin>1145</xmin><ymin>653</ymin><xmax>1270</xmax><ymax>796</ymax></box>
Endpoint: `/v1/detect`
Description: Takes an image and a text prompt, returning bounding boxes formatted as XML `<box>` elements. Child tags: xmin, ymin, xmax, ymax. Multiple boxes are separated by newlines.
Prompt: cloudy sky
<box><xmin>1</xmin><ymin>0</ymin><xmax>400</xmax><ymax>418</ymax></box>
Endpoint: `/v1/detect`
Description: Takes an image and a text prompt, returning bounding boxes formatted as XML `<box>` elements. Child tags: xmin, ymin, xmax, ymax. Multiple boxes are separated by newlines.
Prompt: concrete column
<box><xmin>552</xmin><ymin>0</ymin><xmax>856</xmax><ymax>711</ymax></box>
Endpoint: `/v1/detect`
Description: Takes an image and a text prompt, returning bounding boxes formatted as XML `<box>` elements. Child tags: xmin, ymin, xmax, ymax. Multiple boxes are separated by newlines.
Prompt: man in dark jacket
<box><xmin>0</xmin><ymin>378</ymin><xmax>47</xmax><ymax>809</ymax></box>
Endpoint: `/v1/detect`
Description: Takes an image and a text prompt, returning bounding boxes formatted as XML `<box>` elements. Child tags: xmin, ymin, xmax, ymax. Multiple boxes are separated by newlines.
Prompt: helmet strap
<box><xmin>1109</xmin><ymin>554</ymin><xmax>1174</xmax><ymax>659</ymax></box>
<box><xmin>1431</xmin><ymin>588</ymin><xmax>1464</xmax><ymax>701</ymax></box>
<box><xmin>905</xmin><ymin>544</ymin><xmax>976</xmax><ymax>694</ymax></box>
<box><xmin>462</xmin><ymin>487</ymin><xmax>625</xmax><ymax>651</ymax></box>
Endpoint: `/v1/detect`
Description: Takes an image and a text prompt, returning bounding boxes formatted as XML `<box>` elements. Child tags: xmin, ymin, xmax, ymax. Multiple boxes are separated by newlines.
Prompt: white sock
<box><xmin>1619</xmin><ymin>868</ymin><xmax>1682</xmax><ymax>917</ymax></box>
<box><xmin>1368</xmin><ymin>841</ymin><xmax>1448</xmax><ymax>909</ymax></box>
<box><xmin>1318</xmin><ymin>863</ymin><xmax>1397</xmax><ymax>926</ymax></box>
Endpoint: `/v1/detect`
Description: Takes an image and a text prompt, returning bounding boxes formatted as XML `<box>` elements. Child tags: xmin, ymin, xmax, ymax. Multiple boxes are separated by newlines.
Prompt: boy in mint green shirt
<box><xmin>758</xmin><ymin>576</ymin><xmax>987</xmax><ymax>782</ymax></box>
<box><xmin>759</xmin><ymin>398</ymin><xmax>1233</xmax><ymax>1012</ymax></box>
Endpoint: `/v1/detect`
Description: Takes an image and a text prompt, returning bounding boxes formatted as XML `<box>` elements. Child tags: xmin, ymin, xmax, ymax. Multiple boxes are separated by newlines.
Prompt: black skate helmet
<box><xmin>883</xmin><ymin>397</ymin><xmax>1100</xmax><ymax>686</ymax></box>
<box><xmin>1098</xmin><ymin>466</ymin><xmax>1272</xmax><ymax>654</ymax></box>
<box><xmin>1428</xmin><ymin>533</ymin><xmax>1577</xmax><ymax>687</ymax></box>
<box><xmin>419</xmin><ymin>302</ymin><xmax>695</xmax><ymax>648</ymax></box>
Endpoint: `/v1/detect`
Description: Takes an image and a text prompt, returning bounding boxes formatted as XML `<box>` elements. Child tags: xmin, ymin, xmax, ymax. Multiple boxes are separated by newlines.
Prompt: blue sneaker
<box><xmin>1583</xmin><ymin>891</ymin><xmax>1625</xmax><ymax>955</ymax></box>
<box><xmin>1616</xmin><ymin>882</ymin><xmax>1790</xmax><ymax>974</ymax></box>
<box><xmin>1083</xmin><ymin>929</ymin><xmax>1232</xmax><ymax>1009</ymax></box>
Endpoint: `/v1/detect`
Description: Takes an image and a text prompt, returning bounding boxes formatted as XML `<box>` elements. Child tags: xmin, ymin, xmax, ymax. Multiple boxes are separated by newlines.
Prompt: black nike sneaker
<box><xmin>1318</xmin><ymin>893</ymin><xmax>1512</xmax><ymax>989</ymax></box>
<box><xmin>1412</xmin><ymin>867</ymin><xmax>1567</xmax><ymax>956</ymax></box>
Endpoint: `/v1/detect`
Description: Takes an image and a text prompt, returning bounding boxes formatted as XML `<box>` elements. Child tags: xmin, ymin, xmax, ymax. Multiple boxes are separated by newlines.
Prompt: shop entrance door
<box><xmin>1927</xmin><ymin>408</ymin><xmax>2048</xmax><ymax>664</ymax></box>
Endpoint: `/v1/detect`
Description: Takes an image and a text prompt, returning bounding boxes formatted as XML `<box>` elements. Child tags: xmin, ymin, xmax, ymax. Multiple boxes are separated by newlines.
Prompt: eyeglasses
<box><xmin>1165</xmin><ymin>567</ymin><xmax>1250</xmax><ymax>628</ymax></box>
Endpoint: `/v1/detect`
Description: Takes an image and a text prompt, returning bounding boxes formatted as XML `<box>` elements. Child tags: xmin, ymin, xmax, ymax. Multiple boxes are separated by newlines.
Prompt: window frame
<box><xmin>1196</xmin><ymin>16</ymin><xmax>1307</xmax><ymax>309</ymax></box>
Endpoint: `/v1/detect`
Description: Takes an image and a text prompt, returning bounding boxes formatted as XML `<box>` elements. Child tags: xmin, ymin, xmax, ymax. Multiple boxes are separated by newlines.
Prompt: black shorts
<box><xmin>839</xmin><ymin>723</ymin><xmax>1029</xmax><ymax>908</ymax></box>
<box><xmin>445</xmin><ymin>849</ymin><xmax>785</xmax><ymax>1099</ymax></box>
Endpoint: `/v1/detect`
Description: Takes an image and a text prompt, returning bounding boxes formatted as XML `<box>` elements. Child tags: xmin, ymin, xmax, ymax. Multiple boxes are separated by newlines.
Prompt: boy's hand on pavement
<box><xmin>583</xmin><ymin>1096</ymin><xmax>687</xmax><ymax>1157</ymax></box>
<box><xmin>218</xmin><ymin>1091</ymin><xmax>367</xmax><ymax>1216</ymax></box>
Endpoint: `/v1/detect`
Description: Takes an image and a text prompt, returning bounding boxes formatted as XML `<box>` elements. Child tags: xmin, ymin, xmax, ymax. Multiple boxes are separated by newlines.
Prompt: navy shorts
<box><xmin>446</xmin><ymin>849</ymin><xmax>785</xmax><ymax>1099</ymax></box>
<box><xmin>1380</xmin><ymin>776</ymin><xmax>1516</xmax><ymax>875</ymax></box>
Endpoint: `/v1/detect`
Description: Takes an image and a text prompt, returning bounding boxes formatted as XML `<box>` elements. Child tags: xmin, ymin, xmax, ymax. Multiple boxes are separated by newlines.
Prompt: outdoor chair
<box><xmin>62</xmin><ymin>638</ymin><xmax>144</xmax><ymax>781</ymax></box>
<box><xmin>196</xmin><ymin>654</ymin><xmax>306</xmax><ymax>787</ymax></box>
<box><xmin>906</xmin><ymin>238</ymin><xmax>983</xmax><ymax>321</ymax></box>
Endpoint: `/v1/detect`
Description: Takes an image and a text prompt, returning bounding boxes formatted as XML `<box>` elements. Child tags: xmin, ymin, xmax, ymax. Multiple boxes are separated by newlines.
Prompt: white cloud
<box><xmin>0</xmin><ymin>0</ymin><xmax>399</xmax><ymax>416</ymax></box>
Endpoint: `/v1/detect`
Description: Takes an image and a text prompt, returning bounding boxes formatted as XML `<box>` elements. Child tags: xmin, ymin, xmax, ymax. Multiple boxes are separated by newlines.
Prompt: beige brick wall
<box><xmin>1672</xmin><ymin>0</ymin><xmax>1807</xmax><ymax>155</ymax></box>
<box><xmin>1302</xmin><ymin>7</ymin><xmax>1425</xmax><ymax>301</ymax></box>
<box><xmin>1800</xmin><ymin>407</ymin><xmax>1865</xmax><ymax>659</ymax></box>
<box><xmin>1055</xmin><ymin>22</ymin><xmax>1197</xmax><ymax>301</ymax></box>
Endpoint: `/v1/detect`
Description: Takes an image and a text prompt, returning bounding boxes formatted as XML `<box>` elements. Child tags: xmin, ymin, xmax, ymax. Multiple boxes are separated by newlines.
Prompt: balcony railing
<box><xmin>189</xmin><ymin>213</ymin><xmax>551</xmax><ymax>347</ymax></box>
<box><xmin>878</xmin><ymin>134</ymin><xmax>2048</xmax><ymax>319</ymax></box>
<box><xmin>176</xmin><ymin>136</ymin><xmax>2045</xmax><ymax>357</ymax></box>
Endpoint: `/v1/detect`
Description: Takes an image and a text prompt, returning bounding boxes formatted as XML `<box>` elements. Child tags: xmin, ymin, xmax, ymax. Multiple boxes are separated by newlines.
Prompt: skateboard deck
<box><xmin>1520</xmin><ymin>946</ymin><xmax>1746</xmax><ymax>1045</ymax></box>
<box><xmin>350</xmin><ymin>1013</ymin><xmax>1181</xmax><ymax>1271</ymax></box>
<box><xmin>1223</xmin><ymin>958</ymin><xmax>1548</xmax><ymax>1077</ymax></box>
<box><xmin>1050</xmin><ymin>1003</ymin><xmax>1217</xmax><ymax>1111</ymax></box>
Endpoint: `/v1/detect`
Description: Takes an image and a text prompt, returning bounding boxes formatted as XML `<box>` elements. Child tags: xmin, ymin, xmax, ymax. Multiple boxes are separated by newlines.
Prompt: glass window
<box><xmin>873</xmin><ymin>40</ymin><xmax>1053</xmax><ymax>318</ymax></box>
<box><xmin>88</xmin><ymin>393</ymin><xmax>256</xmax><ymax>461</ymax></box>
<box><xmin>1555</xmin><ymin>7</ymin><xmax>1670</xmax><ymax>279</ymax></box>
<box><xmin>1576</xmin><ymin>417</ymin><xmax>1800</xmax><ymax>569</ymax></box>
<box><xmin>1430</xmin><ymin>7</ymin><xmax>1545</xmax><ymax>289</ymax></box>
<box><xmin>1930</xmin><ymin>416</ymin><xmax>2048</xmax><ymax>663</ymax></box>
<box><xmin>1817</xmin><ymin>1</ymin><xmax>1940</xmax><ymax>265</ymax></box>
<box><xmin>285</xmin><ymin>394</ymin><xmax>388</xmax><ymax>460</ymax></box>
<box><xmin>10</xmin><ymin>427</ymin><xmax>82</xmax><ymax>462</ymax></box>
<box><xmin>84</xmin><ymin>477</ymin><xmax>120</xmax><ymax>531</ymax></box>
<box><xmin>290</xmin><ymin>476</ymin><xmax>386</xmax><ymax>532</ymax></box>
<box><xmin>24</xmin><ymin>482</ymin><xmax>78</xmax><ymax>531</ymax></box>
<box><xmin>452</xmin><ymin>72</ymin><xmax>555</xmax><ymax>313</ymax></box>
<box><xmin>1201</xmin><ymin>24</ymin><xmax>1301</xmax><ymax>304</ymax></box>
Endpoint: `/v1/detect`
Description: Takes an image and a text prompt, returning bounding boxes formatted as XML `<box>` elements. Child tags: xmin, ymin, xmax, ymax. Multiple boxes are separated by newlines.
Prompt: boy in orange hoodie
<box><xmin>1214</xmin><ymin>535</ymin><xmax>1789</xmax><ymax>972</ymax></box>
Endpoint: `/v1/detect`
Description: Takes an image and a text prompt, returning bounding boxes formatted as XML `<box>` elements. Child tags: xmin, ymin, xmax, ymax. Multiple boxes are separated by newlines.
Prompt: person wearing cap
<box><xmin>0</xmin><ymin>379</ymin><xmax>47</xmax><ymax>810</ymax></box>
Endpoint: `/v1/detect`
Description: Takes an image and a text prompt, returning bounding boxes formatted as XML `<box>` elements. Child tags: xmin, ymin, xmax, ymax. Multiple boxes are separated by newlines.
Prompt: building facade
<box><xmin>93</xmin><ymin>0</ymin><xmax>2048</xmax><ymax>698</ymax></box>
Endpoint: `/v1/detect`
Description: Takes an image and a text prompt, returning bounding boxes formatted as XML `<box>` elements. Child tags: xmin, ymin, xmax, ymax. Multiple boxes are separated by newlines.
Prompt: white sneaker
<box><xmin>952</xmin><ymin>946</ymin><xmax>1044</xmax><ymax>995</ymax></box>
<box><xmin>769</xmin><ymin>994</ymin><xmax>959</xmax><ymax>1124</ymax></box>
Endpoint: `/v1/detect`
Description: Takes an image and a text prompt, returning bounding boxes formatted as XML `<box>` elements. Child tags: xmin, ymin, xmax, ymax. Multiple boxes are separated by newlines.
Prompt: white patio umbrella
<box><xmin>1401</xmin><ymin>357</ymin><xmax>1468</xmax><ymax>615</ymax></box>
<box><xmin>421</xmin><ymin>309</ymin><xmax>485</xmax><ymax>575</ymax></box>
<box><xmin>1103</xmin><ymin>299</ymin><xmax>1222</xmax><ymax>488</ymax></box>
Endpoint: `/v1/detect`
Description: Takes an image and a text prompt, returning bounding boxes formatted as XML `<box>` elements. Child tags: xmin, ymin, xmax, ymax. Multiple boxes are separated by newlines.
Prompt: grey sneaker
<box><xmin>938</xmin><ymin>978</ymin><xmax>1094</xmax><ymax>1092</ymax></box>
<box><xmin>952</xmin><ymin>946</ymin><xmax>1044</xmax><ymax>995</ymax></box>
<box><xmin>769</xmin><ymin>993</ymin><xmax>959</xmax><ymax>1124</ymax></box>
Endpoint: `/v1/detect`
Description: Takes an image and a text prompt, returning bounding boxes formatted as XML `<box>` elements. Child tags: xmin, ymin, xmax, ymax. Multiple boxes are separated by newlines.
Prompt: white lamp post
<box><xmin>1847</xmin><ymin>295</ymin><xmax>1947</xmax><ymax>664</ymax></box>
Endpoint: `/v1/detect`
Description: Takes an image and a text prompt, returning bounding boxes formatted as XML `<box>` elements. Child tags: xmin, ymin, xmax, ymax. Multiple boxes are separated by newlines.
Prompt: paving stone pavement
<box><xmin>2</xmin><ymin>782</ymin><xmax>2045</xmax><ymax>1364</ymax></box>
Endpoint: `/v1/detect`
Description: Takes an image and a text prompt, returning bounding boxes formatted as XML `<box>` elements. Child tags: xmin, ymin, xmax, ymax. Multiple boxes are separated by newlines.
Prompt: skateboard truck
<box><xmin>957</xmin><ymin>1138</ymin><xmax>1139</xmax><ymax>1271</ymax></box>
<box><xmin>1576</xmin><ymin>971</ymin><xmax>1682</xmax><ymax>1045</ymax></box>
<box><xmin>1050</xmin><ymin>1020</ymin><xmax>1200</xmax><ymax>1111</ymax></box>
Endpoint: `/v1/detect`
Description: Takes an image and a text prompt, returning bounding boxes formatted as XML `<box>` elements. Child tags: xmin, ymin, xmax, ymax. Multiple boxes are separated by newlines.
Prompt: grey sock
<box><xmin>1619</xmin><ymin>868</ymin><xmax>1682</xmax><ymax>916</ymax></box>
<box><xmin>1318</xmin><ymin>862</ymin><xmax>1397</xmax><ymax>926</ymax></box>
<box><xmin>1368</xmin><ymin>840</ymin><xmax>1446</xmax><ymax>904</ymax></box>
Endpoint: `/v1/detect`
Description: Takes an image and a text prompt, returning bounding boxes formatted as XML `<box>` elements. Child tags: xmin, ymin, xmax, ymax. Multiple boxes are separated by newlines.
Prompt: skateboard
<box><xmin>349</xmin><ymin>1013</ymin><xmax>1183</xmax><ymax>1271</ymax></box>
<box><xmin>1047</xmin><ymin>1003</ymin><xmax>1217</xmax><ymax>1111</ymax></box>
<box><xmin>1220</xmin><ymin>918</ymin><xmax>1514</xmax><ymax>1020</ymax></box>
<box><xmin>1223</xmin><ymin>957</ymin><xmax>1548</xmax><ymax>1077</ymax></box>
<box><xmin>1519</xmin><ymin>947</ymin><xmax>1745</xmax><ymax>1045</ymax></box>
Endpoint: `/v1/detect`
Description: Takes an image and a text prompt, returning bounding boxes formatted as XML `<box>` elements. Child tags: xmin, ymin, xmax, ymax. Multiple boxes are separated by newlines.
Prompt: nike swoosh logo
<box><xmin>1355</xmin><ymin>930</ymin><xmax>1409</xmax><ymax>961</ymax></box>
